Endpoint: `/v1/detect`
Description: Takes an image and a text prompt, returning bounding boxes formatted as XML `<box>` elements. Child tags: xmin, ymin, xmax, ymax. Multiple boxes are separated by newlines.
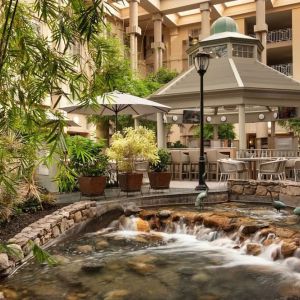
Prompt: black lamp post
<box><xmin>194</xmin><ymin>52</ymin><xmax>210</xmax><ymax>191</ymax></box>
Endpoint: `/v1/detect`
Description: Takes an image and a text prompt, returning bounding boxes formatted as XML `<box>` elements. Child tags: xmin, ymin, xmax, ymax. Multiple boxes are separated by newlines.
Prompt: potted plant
<box><xmin>148</xmin><ymin>149</ymin><xmax>172</xmax><ymax>190</ymax></box>
<box><xmin>107</xmin><ymin>126</ymin><xmax>158</xmax><ymax>194</ymax></box>
<box><xmin>68</xmin><ymin>136</ymin><xmax>108</xmax><ymax>196</ymax></box>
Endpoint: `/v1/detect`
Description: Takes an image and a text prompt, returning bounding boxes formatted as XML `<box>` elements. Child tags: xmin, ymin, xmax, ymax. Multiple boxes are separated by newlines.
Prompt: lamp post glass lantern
<box><xmin>194</xmin><ymin>52</ymin><xmax>210</xmax><ymax>190</ymax></box>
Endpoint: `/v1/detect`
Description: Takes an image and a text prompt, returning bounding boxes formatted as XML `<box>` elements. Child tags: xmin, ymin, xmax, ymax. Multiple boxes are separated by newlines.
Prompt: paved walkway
<box><xmin>56</xmin><ymin>180</ymin><xmax>227</xmax><ymax>204</ymax></box>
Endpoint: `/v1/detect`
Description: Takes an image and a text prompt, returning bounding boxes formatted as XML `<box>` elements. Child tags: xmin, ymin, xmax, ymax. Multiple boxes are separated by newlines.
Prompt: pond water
<box><xmin>1</xmin><ymin>203</ymin><xmax>300</xmax><ymax>300</ymax></box>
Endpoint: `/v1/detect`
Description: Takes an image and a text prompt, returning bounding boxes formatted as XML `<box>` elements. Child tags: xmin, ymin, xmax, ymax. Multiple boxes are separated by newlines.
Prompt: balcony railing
<box><xmin>269</xmin><ymin>63</ymin><xmax>293</xmax><ymax>76</ymax></box>
<box><xmin>249</xmin><ymin>28</ymin><xmax>292</xmax><ymax>43</ymax></box>
<box><xmin>267</xmin><ymin>28</ymin><xmax>292</xmax><ymax>43</ymax></box>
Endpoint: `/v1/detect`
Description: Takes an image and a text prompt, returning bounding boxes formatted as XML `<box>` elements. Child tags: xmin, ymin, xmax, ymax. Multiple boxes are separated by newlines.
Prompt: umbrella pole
<box><xmin>115</xmin><ymin>111</ymin><xmax>118</xmax><ymax>132</ymax></box>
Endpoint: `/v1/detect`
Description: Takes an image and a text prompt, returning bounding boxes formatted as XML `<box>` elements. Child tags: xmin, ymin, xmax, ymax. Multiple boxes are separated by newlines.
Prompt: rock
<box><xmin>95</xmin><ymin>240</ymin><xmax>109</xmax><ymax>250</ymax></box>
<box><xmin>241</xmin><ymin>223</ymin><xmax>268</xmax><ymax>235</ymax></box>
<box><xmin>281</xmin><ymin>242</ymin><xmax>297</xmax><ymax>257</ymax></box>
<box><xmin>275</xmin><ymin>228</ymin><xmax>296</xmax><ymax>239</ymax></box>
<box><xmin>74</xmin><ymin>211</ymin><xmax>82</xmax><ymax>223</ymax></box>
<box><xmin>123</xmin><ymin>203</ymin><xmax>142</xmax><ymax>217</ymax></box>
<box><xmin>139</xmin><ymin>210</ymin><xmax>157</xmax><ymax>220</ymax></box>
<box><xmin>135</xmin><ymin>218</ymin><xmax>150</xmax><ymax>232</ymax></box>
<box><xmin>77</xmin><ymin>245</ymin><xmax>93</xmax><ymax>254</ymax></box>
<box><xmin>177</xmin><ymin>267</ymin><xmax>195</xmax><ymax>276</ymax></box>
<box><xmin>52</xmin><ymin>255</ymin><xmax>70</xmax><ymax>265</ymax></box>
<box><xmin>287</xmin><ymin>185</ymin><xmax>300</xmax><ymax>196</ymax></box>
<box><xmin>158</xmin><ymin>210</ymin><xmax>172</xmax><ymax>218</ymax></box>
<box><xmin>246</xmin><ymin>243</ymin><xmax>262</xmax><ymax>256</ymax></box>
<box><xmin>127</xmin><ymin>261</ymin><xmax>155</xmax><ymax>275</ymax></box>
<box><xmin>293</xmin><ymin>207</ymin><xmax>300</xmax><ymax>216</ymax></box>
<box><xmin>133</xmin><ymin>236</ymin><xmax>148</xmax><ymax>244</ymax></box>
<box><xmin>52</xmin><ymin>225</ymin><xmax>61</xmax><ymax>238</ymax></box>
<box><xmin>2</xmin><ymin>288</ymin><xmax>17</xmax><ymax>299</ymax></box>
<box><xmin>81</xmin><ymin>262</ymin><xmax>105</xmax><ymax>273</ymax></box>
<box><xmin>104</xmin><ymin>289</ymin><xmax>129</xmax><ymax>300</ymax></box>
<box><xmin>148</xmin><ymin>216</ymin><xmax>161</xmax><ymax>230</ymax></box>
<box><xmin>203</xmin><ymin>215</ymin><xmax>234</xmax><ymax>232</ymax></box>
<box><xmin>6</xmin><ymin>244</ymin><xmax>24</xmax><ymax>262</ymax></box>
<box><xmin>0</xmin><ymin>253</ymin><xmax>10</xmax><ymax>271</ymax></box>
<box><xmin>256</xmin><ymin>185</ymin><xmax>267</xmax><ymax>196</ymax></box>
<box><xmin>231</xmin><ymin>185</ymin><xmax>244</xmax><ymax>194</ymax></box>
<box><xmin>244</xmin><ymin>187</ymin><xmax>256</xmax><ymax>195</ymax></box>
<box><xmin>192</xmin><ymin>272</ymin><xmax>211</xmax><ymax>283</ymax></box>
<box><xmin>0</xmin><ymin>292</ymin><xmax>4</xmax><ymax>300</ymax></box>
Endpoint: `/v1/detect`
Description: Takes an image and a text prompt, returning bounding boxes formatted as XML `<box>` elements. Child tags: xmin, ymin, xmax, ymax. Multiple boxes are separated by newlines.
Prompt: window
<box><xmin>232</xmin><ymin>44</ymin><xmax>254</xmax><ymax>58</ymax></box>
<box><xmin>203</xmin><ymin>44</ymin><xmax>228</xmax><ymax>58</ymax></box>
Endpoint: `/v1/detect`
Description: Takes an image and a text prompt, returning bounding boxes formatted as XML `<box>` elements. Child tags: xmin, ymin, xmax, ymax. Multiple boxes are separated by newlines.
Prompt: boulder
<box><xmin>74</xmin><ymin>211</ymin><xmax>82</xmax><ymax>223</ymax></box>
<box><xmin>123</xmin><ymin>203</ymin><xmax>142</xmax><ymax>217</ymax></box>
<box><xmin>135</xmin><ymin>218</ymin><xmax>150</xmax><ymax>232</ymax></box>
<box><xmin>81</xmin><ymin>262</ymin><xmax>105</xmax><ymax>273</ymax></box>
<box><xmin>127</xmin><ymin>261</ymin><xmax>155</xmax><ymax>275</ymax></box>
<box><xmin>281</xmin><ymin>242</ymin><xmax>297</xmax><ymax>258</ymax></box>
<box><xmin>95</xmin><ymin>240</ymin><xmax>109</xmax><ymax>250</ymax></box>
<box><xmin>256</xmin><ymin>185</ymin><xmax>268</xmax><ymax>196</ymax></box>
<box><xmin>0</xmin><ymin>253</ymin><xmax>10</xmax><ymax>271</ymax></box>
<box><xmin>246</xmin><ymin>243</ymin><xmax>262</xmax><ymax>256</ymax></box>
<box><xmin>231</xmin><ymin>185</ymin><xmax>244</xmax><ymax>194</ymax></box>
<box><xmin>203</xmin><ymin>215</ymin><xmax>234</xmax><ymax>232</ymax></box>
<box><xmin>104</xmin><ymin>290</ymin><xmax>129</xmax><ymax>300</ymax></box>
<box><xmin>158</xmin><ymin>210</ymin><xmax>172</xmax><ymax>218</ymax></box>
<box><xmin>139</xmin><ymin>210</ymin><xmax>157</xmax><ymax>220</ymax></box>
<box><xmin>6</xmin><ymin>244</ymin><xmax>24</xmax><ymax>262</ymax></box>
<box><xmin>77</xmin><ymin>245</ymin><xmax>93</xmax><ymax>254</ymax></box>
<box><xmin>52</xmin><ymin>255</ymin><xmax>71</xmax><ymax>265</ymax></box>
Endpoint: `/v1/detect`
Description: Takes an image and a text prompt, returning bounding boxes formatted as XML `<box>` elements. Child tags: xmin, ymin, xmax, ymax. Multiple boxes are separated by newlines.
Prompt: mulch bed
<box><xmin>0</xmin><ymin>203</ymin><xmax>68</xmax><ymax>243</ymax></box>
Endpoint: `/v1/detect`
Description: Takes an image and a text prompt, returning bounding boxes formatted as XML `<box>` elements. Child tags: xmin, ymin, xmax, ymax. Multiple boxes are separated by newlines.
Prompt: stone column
<box><xmin>152</xmin><ymin>13</ymin><xmax>165</xmax><ymax>72</ymax></box>
<box><xmin>292</xmin><ymin>8</ymin><xmax>300</xmax><ymax>81</ymax></box>
<box><xmin>169</xmin><ymin>28</ymin><xmax>182</xmax><ymax>72</ymax></box>
<box><xmin>157</xmin><ymin>113</ymin><xmax>165</xmax><ymax>148</ymax></box>
<box><xmin>126</xmin><ymin>0</ymin><xmax>141</xmax><ymax>72</ymax></box>
<box><xmin>200</xmin><ymin>2</ymin><xmax>210</xmax><ymax>40</ymax></box>
<box><xmin>254</xmin><ymin>0</ymin><xmax>268</xmax><ymax>64</ymax></box>
<box><xmin>238</xmin><ymin>104</ymin><xmax>246</xmax><ymax>150</ymax></box>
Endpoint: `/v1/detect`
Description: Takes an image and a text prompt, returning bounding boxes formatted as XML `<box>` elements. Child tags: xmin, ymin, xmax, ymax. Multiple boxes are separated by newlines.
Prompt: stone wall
<box><xmin>228</xmin><ymin>179</ymin><xmax>300</xmax><ymax>207</ymax></box>
<box><xmin>0</xmin><ymin>201</ymin><xmax>97</xmax><ymax>278</ymax></box>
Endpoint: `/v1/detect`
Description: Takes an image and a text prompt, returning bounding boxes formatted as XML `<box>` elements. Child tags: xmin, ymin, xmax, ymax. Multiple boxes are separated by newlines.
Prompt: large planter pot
<box><xmin>118</xmin><ymin>173</ymin><xmax>143</xmax><ymax>193</ymax></box>
<box><xmin>148</xmin><ymin>172</ymin><xmax>172</xmax><ymax>190</ymax></box>
<box><xmin>78</xmin><ymin>176</ymin><xmax>106</xmax><ymax>196</ymax></box>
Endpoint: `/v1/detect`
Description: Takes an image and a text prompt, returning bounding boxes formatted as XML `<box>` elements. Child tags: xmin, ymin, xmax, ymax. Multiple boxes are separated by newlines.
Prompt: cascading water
<box><xmin>1</xmin><ymin>203</ymin><xmax>300</xmax><ymax>300</ymax></box>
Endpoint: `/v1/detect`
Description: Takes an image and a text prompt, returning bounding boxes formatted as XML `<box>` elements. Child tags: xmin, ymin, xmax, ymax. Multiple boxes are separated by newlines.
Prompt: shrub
<box><xmin>149</xmin><ymin>149</ymin><xmax>171</xmax><ymax>172</ymax></box>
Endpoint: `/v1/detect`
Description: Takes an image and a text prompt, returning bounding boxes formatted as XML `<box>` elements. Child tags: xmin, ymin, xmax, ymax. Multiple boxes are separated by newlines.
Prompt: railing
<box><xmin>237</xmin><ymin>149</ymin><xmax>300</xmax><ymax>159</ymax></box>
<box><xmin>249</xmin><ymin>28</ymin><xmax>292</xmax><ymax>43</ymax></box>
<box><xmin>267</xmin><ymin>28</ymin><xmax>292</xmax><ymax>43</ymax></box>
<box><xmin>269</xmin><ymin>63</ymin><xmax>293</xmax><ymax>76</ymax></box>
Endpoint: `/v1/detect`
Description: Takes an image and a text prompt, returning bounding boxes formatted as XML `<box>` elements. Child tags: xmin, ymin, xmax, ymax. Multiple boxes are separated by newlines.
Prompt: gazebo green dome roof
<box><xmin>211</xmin><ymin>17</ymin><xmax>238</xmax><ymax>35</ymax></box>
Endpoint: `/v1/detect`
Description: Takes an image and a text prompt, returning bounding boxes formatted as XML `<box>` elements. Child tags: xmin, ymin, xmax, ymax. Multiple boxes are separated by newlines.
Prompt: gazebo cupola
<box><xmin>187</xmin><ymin>17</ymin><xmax>264</xmax><ymax>65</ymax></box>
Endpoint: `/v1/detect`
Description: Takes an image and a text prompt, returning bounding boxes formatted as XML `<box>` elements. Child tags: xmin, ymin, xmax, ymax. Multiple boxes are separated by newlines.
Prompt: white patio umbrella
<box><xmin>60</xmin><ymin>91</ymin><xmax>170</xmax><ymax>130</ymax></box>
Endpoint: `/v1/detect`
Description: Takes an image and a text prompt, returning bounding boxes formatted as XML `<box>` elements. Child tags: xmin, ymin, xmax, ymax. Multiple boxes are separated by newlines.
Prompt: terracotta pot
<box><xmin>118</xmin><ymin>173</ymin><xmax>143</xmax><ymax>192</ymax></box>
<box><xmin>78</xmin><ymin>176</ymin><xmax>106</xmax><ymax>196</ymax></box>
<box><xmin>148</xmin><ymin>172</ymin><xmax>172</xmax><ymax>190</ymax></box>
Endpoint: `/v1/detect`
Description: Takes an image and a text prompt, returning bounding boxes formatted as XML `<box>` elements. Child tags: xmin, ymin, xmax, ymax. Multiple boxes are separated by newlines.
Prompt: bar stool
<box><xmin>188</xmin><ymin>150</ymin><xmax>200</xmax><ymax>180</ymax></box>
<box><xmin>170</xmin><ymin>150</ymin><xmax>190</xmax><ymax>180</ymax></box>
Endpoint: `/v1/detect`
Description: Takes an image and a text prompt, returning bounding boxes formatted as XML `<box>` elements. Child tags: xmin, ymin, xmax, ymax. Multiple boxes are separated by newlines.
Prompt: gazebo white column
<box><xmin>200</xmin><ymin>2</ymin><xmax>211</xmax><ymax>40</ymax></box>
<box><xmin>126</xmin><ymin>0</ymin><xmax>141</xmax><ymax>72</ymax></box>
<box><xmin>238</xmin><ymin>104</ymin><xmax>246</xmax><ymax>150</ymax></box>
<box><xmin>254</xmin><ymin>0</ymin><xmax>268</xmax><ymax>64</ymax></box>
<box><xmin>152</xmin><ymin>13</ymin><xmax>165</xmax><ymax>72</ymax></box>
<box><xmin>157</xmin><ymin>113</ymin><xmax>165</xmax><ymax>148</ymax></box>
<box><xmin>134</xmin><ymin>118</ymin><xmax>140</xmax><ymax>128</ymax></box>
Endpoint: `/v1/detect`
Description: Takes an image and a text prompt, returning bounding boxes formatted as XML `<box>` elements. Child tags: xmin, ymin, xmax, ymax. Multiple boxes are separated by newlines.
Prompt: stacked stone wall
<box><xmin>0</xmin><ymin>201</ymin><xmax>97</xmax><ymax>277</ymax></box>
<box><xmin>228</xmin><ymin>179</ymin><xmax>300</xmax><ymax>206</ymax></box>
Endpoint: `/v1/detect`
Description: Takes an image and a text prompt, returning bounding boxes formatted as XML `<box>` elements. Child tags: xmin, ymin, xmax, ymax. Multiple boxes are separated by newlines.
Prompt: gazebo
<box><xmin>150</xmin><ymin>17</ymin><xmax>300</xmax><ymax>150</ymax></box>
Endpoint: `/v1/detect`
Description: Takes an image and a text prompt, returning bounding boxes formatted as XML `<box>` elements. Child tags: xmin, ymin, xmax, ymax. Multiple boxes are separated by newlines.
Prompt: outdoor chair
<box><xmin>257</xmin><ymin>159</ymin><xmax>286</xmax><ymax>180</ymax></box>
<box><xmin>294</xmin><ymin>160</ymin><xmax>300</xmax><ymax>181</ymax></box>
<box><xmin>170</xmin><ymin>150</ymin><xmax>190</xmax><ymax>180</ymax></box>
<box><xmin>218</xmin><ymin>159</ymin><xmax>248</xmax><ymax>181</ymax></box>
<box><xmin>285</xmin><ymin>159</ymin><xmax>295</xmax><ymax>179</ymax></box>
<box><xmin>188</xmin><ymin>149</ymin><xmax>200</xmax><ymax>180</ymax></box>
<box><xmin>206</xmin><ymin>150</ymin><xmax>229</xmax><ymax>181</ymax></box>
